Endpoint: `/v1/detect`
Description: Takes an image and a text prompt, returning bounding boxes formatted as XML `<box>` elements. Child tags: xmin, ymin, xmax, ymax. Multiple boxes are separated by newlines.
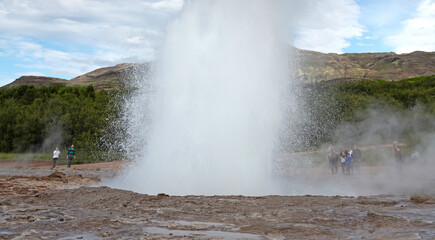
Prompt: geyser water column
<box><xmin>116</xmin><ymin>0</ymin><xmax>295</xmax><ymax>195</ymax></box>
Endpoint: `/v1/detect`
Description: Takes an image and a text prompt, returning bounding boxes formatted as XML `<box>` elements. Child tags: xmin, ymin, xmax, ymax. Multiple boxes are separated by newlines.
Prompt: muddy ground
<box><xmin>1</xmin><ymin>161</ymin><xmax>434</xmax><ymax>239</ymax></box>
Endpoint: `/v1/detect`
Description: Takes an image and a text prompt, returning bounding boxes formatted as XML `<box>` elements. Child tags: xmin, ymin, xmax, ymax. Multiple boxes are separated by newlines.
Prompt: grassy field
<box><xmin>0</xmin><ymin>152</ymin><xmax>84</xmax><ymax>165</ymax></box>
<box><xmin>0</xmin><ymin>151</ymin><xmax>118</xmax><ymax>165</ymax></box>
<box><xmin>0</xmin><ymin>143</ymin><xmax>411</xmax><ymax>167</ymax></box>
<box><xmin>0</xmin><ymin>152</ymin><xmax>52</xmax><ymax>161</ymax></box>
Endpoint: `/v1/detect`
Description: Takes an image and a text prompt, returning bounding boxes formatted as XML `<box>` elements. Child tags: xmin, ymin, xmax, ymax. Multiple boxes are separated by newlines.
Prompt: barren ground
<box><xmin>1</xmin><ymin>161</ymin><xmax>434</xmax><ymax>240</ymax></box>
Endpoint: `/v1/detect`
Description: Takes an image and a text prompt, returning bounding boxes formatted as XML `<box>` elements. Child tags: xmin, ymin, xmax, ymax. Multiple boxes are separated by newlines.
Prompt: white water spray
<box><xmin>104</xmin><ymin>0</ymin><xmax>435</xmax><ymax>197</ymax></box>
<box><xmin>111</xmin><ymin>0</ymin><xmax>297</xmax><ymax>195</ymax></box>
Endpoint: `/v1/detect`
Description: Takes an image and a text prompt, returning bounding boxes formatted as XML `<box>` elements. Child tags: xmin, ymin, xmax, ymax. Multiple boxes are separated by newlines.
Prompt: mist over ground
<box><xmin>275</xmin><ymin>102</ymin><xmax>435</xmax><ymax>196</ymax></box>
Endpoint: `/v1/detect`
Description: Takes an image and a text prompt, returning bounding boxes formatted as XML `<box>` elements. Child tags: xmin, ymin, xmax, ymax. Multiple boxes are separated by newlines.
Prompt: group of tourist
<box><xmin>51</xmin><ymin>145</ymin><xmax>76</xmax><ymax>169</ymax></box>
<box><xmin>328</xmin><ymin>141</ymin><xmax>424</xmax><ymax>174</ymax></box>
<box><xmin>327</xmin><ymin>145</ymin><xmax>361</xmax><ymax>175</ymax></box>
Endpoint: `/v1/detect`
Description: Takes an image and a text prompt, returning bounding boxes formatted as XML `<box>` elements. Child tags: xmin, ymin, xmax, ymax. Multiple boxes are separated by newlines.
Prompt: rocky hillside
<box><xmin>3</xmin><ymin>49</ymin><xmax>435</xmax><ymax>90</ymax></box>
<box><xmin>69</xmin><ymin>63</ymin><xmax>149</xmax><ymax>90</ymax></box>
<box><xmin>4</xmin><ymin>76</ymin><xmax>70</xmax><ymax>88</ymax></box>
<box><xmin>2</xmin><ymin>63</ymin><xmax>146</xmax><ymax>91</ymax></box>
<box><xmin>293</xmin><ymin>49</ymin><xmax>435</xmax><ymax>82</ymax></box>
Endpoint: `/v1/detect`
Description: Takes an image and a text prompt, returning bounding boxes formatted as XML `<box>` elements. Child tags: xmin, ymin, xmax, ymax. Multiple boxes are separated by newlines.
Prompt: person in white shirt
<box><xmin>52</xmin><ymin>147</ymin><xmax>61</xmax><ymax>169</ymax></box>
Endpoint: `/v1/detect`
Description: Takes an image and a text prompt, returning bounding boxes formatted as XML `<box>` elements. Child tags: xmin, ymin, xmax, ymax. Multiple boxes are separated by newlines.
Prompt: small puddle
<box><xmin>57</xmin><ymin>234</ymin><xmax>99</xmax><ymax>240</ymax></box>
<box><xmin>172</xmin><ymin>220</ymin><xmax>225</xmax><ymax>226</ymax></box>
<box><xmin>152</xmin><ymin>219</ymin><xmax>231</xmax><ymax>231</ymax></box>
<box><xmin>144</xmin><ymin>226</ymin><xmax>262</xmax><ymax>239</ymax></box>
<box><xmin>0</xmin><ymin>231</ymin><xmax>14</xmax><ymax>235</ymax></box>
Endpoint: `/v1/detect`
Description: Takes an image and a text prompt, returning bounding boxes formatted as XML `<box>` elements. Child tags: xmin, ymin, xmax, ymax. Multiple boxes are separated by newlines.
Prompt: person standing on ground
<box><xmin>327</xmin><ymin>152</ymin><xmax>333</xmax><ymax>173</ymax></box>
<box><xmin>348</xmin><ymin>147</ymin><xmax>353</xmax><ymax>158</ymax></box>
<box><xmin>393</xmin><ymin>141</ymin><xmax>403</xmax><ymax>171</ymax></box>
<box><xmin>352</xmin><ymin>145</ymin><xmax>362</xmax><ymax>173</ymax></box>
<box><xmin>345</xmin><ymin>152</ymin><xmax>353</xmax><ymax>174</ymax></box>
<box><xmin>340</xmin><ymin>151</ymin><xmax>346</xmax><ymax>174</ymax></box>
<box><xmin>67</xmin><ymin>145</ymin><xmax>76</xmax><ymax>168</ymax></box>
<box><xmin>329</xmin><ymin>145</ymin><xmax>339</xmax><ymax>175</ymax></box>
<box><xmin>52</xmin><ymin>147</ymin><xmax>61</xmax><ymax>169</ymax></box>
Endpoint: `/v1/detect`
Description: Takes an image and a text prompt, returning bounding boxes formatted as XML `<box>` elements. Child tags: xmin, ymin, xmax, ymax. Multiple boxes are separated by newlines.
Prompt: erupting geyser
<box><xmin>111</xmin><ymin>0</ymin><xmax>297</xmax><ymax>195</ymax></box>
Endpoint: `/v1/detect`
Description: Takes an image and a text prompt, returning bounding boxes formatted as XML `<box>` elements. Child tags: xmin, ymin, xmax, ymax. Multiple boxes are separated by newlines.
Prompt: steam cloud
<box><xmin>108</xmin><ymin>0</ymin><xmax>299</xmax><ymax>195</ymax></box>
<box><xmin>106</xmin><ymin>0</ymin><xmax>435</xmax><ymax>197</ymax></box>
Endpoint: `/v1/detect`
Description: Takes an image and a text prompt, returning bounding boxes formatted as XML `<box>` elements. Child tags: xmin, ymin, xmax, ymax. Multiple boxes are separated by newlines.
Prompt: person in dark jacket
<box><xmin>352</xmin><ymin>145</ymin><xmax>362</xmax><ymax>173</ymax></box>
<box><xmin>329</xmin><ymin>145</ymin><xmax>339</xmax><ymax>175</ymax></box>
<box><xmin>67</xmin><ymin>145</ymin><xmax>76</xmax><ymax>168</ymax></box>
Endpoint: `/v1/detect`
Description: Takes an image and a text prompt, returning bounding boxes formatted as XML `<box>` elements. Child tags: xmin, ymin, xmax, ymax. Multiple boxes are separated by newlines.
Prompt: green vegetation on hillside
<box><xmin>299</xmin><ymin>75</ymin><xmax>435</xmax><ymax>150</ymax></box>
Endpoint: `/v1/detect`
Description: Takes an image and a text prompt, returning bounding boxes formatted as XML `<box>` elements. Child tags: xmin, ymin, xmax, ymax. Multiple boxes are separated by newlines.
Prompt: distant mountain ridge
<box><xmin>3</xmin><ymin>49</ymin><xmax>435</xmax><ymax>91</ymax></box>
<box><xmin>293</xmin><ymin>49</ymin><xmax>435</xmax><ymax>82</ymax></box>
<box><xmin>2</xmin><ymin>63</ymin><xmax>145</xmax><ymax>91</ymax></box>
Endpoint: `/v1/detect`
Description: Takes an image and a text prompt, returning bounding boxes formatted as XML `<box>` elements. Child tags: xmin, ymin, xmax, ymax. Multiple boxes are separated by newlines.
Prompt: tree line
<box><xmin>0</xmin><ymin>84</ymin><xmax>115</xmax><ymax>163</ymax></box>
<box><xmin>298</xmin><ymin>75</ymin><xmax>435</xmax><ymax>150</ymax></box>
<box><xmin>1</xmin><ymin>75</ymin><xmax>434</xmax><ymax>162</ymax></box>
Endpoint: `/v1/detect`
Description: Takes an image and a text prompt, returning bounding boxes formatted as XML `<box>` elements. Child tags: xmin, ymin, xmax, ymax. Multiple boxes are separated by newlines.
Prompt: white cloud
<box><xmin>386</xmin><ymin>0</ymin><xmax>435</xmax><ymax>53</ymax></box>
<box><xmin>14</xmin><ymin>38</ymin><xmax>135</xmax><ymax>77</ymax></box>
<box><xmin>0</xmin><ymin>0</ymin><xmax>181</xmax><ymax>79</ymax></box>
<box><xmin>364</xmin><ymin>35</ymin><xmax>378</xmax><ymax>40</ymax></box>
<box><xmin>16</xmin><ymin>72</ymin><xmax>46</xmax><ymax>77</ymax></box>
<box><xmin>293</xmin><ymin>0</ymin><xmax>364</xmax><ymax>53</ymax></box>
<box><xmin>145</xmin><ymin>0</ymin><xmax>184</xmax><ymax>10</ymax></box>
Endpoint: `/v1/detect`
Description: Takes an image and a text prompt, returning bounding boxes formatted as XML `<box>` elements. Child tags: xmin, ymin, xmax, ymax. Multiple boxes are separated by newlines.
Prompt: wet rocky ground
<box><xmin>0</xmin><ymin>161</ymin><xmax>434</xmax><ymax>239</ymax></box>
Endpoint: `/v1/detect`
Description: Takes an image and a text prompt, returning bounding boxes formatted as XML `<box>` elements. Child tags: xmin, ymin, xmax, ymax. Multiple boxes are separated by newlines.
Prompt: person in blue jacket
<box><xmin>345</xmin><ymin>152</ymin><xmax>353</xmax><ymax>174</ymax></box>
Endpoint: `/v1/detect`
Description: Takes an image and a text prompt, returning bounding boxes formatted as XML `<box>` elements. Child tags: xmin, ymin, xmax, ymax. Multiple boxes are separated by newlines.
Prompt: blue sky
<box><xmin>344</xmin><ymin>0</ymin><xmax>420</xmax><ymax>53</ymax></box>
<box><xmin>0</xmin><ymin>0</ymin><xmax>434</xmax><ymax>87</ymax></box>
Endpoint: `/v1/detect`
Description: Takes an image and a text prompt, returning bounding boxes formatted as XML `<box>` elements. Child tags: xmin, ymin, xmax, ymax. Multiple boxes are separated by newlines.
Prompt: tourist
<box><xmin>393</xmin><ymin>141</ymin><xmax>403</xmax><ymax>171</ymax></box>
<box><xmin>329</xmin><ymin>145</ymin><xmax>339</xmax><ymax>175</ymax></box>
<box><xmin>340</xmin><ymin>151</ymin><xmax>346</xmax><ymax>174</ymax></box>
<box><xmin>352</xmin><ymin>145</ymin><xmax>362</xmax><ymax>173</ymax></box>
<box><xmin>345</xmin><ymin>152</ymin><xmax>353</xmax><ymax>174</ymax></box>
<box><xmin>67</xmin><ymin>145</ymin><xmax>76</xmax><ymax>168</ymax></box>
<box><xmin>348</xmin><ymin>147</ymin><xmax>353</xmax><ymax>158</ymax></box>
<box><xmin>328</xmin><ymin>152</ymin><xmax>332</xmax><ymax>172</ymax></box>
<box><xmin>52</xmin><ymin>147</ymin><xmax>61</xmax><ymax>169</ymax></box>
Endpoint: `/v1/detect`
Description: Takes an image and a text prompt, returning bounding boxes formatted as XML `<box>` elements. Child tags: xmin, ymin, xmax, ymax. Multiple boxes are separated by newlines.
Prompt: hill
<box><xmin>69</xmin><ymin>63</ymin><xmax>147</xmax><ymax>90</ymax></box>
<box><xmin>3</xmin><ymin>49</ymin><xmax>435</xmax><ymax>90</ymax></box>
<box><xmin>4</xmin><ymin>76</ymin><xmax>70</xmax><ymax>88</ymax></box>
<box><xmin>2</xmin><ymin>63</ymin><xmax>146</xmax><ymax>91</ymax></box>
<box><xmin>294</xmin><ymin>49</ymin><xmax>435</xmax><ymax>82</ymax></box>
